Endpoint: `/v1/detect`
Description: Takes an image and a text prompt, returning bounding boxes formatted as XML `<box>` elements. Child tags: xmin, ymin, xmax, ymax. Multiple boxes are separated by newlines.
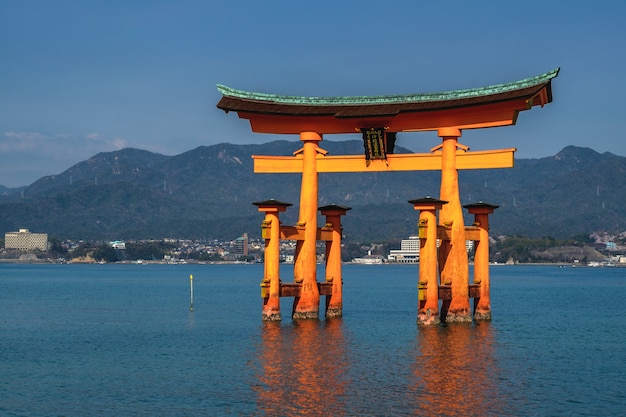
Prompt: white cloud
<box><xmin>4</xmin><ymin>131</ymin><xmax>46</xmax><ymax>140</ymax></box>
<box><xmin>0</xmin><ymin>131</ymin><xmax>130</xmax><ymax>187</ymax></box>
<box><xmin>1</xmin><ymin>131</ymin><xmax>47</xmax><ymax>151</ymax></box>
<box><xmin>1</xmin><ymin>131</ymin><xmax>127</xmax><ymax>155</ymax></box>
<box><xmin>84</xmin><ymin>132</ymin><xmax>101</xmax><ymax>140</ymax></box>
<box><xmin>83</xmin><ymin>132</ymin><xmax>127</xmax><ymax>150</ymax></box>
<box><xmin>111</xmin><ymin>137</ymin><xmax>126</xmax><ymax>149</ymax></box>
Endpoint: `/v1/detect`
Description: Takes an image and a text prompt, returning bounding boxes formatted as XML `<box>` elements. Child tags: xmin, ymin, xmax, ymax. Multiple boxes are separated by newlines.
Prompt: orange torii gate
<box><xmin>217</xmin><ymin>68</ymin><xmax>559</xmax><ymax>324</ymax></box>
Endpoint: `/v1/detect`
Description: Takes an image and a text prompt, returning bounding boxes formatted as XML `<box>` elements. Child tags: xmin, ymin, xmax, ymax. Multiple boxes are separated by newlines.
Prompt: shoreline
<box><xmin>1</xmin><ymin>258</ymin><xmax>624</xmax><ymax>267</ymax></box>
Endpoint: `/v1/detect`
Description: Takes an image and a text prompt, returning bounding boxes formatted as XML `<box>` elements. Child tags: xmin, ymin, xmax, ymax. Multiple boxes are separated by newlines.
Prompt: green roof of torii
<box><xmin>217</xmin><ymin>68</ymin><xmax>559</xmax><ymax>106</ymax></box>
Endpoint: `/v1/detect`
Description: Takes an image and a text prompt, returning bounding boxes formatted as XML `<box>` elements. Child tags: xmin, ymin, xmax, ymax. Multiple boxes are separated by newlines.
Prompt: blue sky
<box><xmin>1</xmin><ymin>0</ymin><xmax>624</xmax><ymax>187</ymax></box>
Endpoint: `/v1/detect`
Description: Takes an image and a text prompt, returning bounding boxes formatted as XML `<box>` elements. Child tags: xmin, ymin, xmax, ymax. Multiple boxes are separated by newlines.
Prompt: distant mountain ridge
<box><xmin>1</xmin><ymin>141</ymin><xmax>624</xmax><ymax>242</ymax></box>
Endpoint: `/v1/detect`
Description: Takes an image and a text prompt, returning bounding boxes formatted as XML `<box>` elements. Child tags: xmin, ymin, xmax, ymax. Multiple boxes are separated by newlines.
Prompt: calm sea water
<box><xmin>1</xmin><ymin>263</ymin><xmax>625</xmax><ymax>416</ymax></box>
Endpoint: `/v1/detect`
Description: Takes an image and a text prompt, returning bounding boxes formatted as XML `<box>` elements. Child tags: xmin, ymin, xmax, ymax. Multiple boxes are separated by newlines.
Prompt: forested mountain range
<box><xmin>1</xmin><ymin>141</ymin><xmax>624</xmax><ymax>242</ymax></box>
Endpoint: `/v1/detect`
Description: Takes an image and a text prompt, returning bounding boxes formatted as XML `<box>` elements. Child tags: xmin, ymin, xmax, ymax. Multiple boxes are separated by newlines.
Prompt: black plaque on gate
<box><xmin>361</xmin><ymin>127</ymin><xmax>396</xmax><ymax>166</ymax></box>
<box><xmin>361</xmin><ymin>127</ymin><xmax>392</xmax><ymax>166</ymax></box>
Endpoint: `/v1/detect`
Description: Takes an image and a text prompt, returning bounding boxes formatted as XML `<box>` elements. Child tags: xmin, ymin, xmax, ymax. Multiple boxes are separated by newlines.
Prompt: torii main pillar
<box><xmin>292</xmin><ymin>132</ymin><xmax>323</xmax><ymax>319</ymax></box>
<box><xmin>437</xmin><ymin>128</ymin><xmax>471</xmax><ymax>322</ymax></box>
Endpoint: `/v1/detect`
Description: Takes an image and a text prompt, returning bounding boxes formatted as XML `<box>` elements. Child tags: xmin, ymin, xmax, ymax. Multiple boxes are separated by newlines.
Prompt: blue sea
<box><xmin>1</xmin><ymin>263</ymin><xmax>625</xmax><ymax>416</ymax></box>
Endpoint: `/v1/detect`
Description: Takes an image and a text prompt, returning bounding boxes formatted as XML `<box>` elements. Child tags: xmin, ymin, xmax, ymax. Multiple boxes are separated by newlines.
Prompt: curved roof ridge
<box><xmin>217</xmin><ymin>68</ymin><xmax>559</xmax><ymax>105</ymax></box>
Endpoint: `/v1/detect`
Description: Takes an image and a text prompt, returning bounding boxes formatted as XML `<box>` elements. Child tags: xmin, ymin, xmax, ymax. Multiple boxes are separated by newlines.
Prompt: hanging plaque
<box><xmin>361</xmin><ymin>127</ymin><xmax>386</xmax><ymax>167</ymax></box>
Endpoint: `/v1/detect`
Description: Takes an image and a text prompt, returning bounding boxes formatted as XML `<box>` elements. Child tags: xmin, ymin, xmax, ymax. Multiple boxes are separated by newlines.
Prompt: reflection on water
<box><xmin>255</xmin><ymin>319</ymin><xmax>348</xmax><ymax>416</ymax></box>
<box><xmin>413</xmin><ymin>322</ymin><xmax>505</xmax><ymax>416</ymax></box>
<box><xmin>255</xmin><ymin>317</ymin><xmax>506</xmax><ymax>416</ymax></box>
<box><xmin>4</xmin><ymin>265</ymin><xmax>622</xmax><ymax>415</ymax></box>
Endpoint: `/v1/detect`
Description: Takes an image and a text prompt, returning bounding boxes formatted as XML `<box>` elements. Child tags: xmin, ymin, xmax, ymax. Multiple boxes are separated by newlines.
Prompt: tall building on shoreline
<box><xmin>387</xmin><ymin>236</ymin><xmax>420</xmax><ymax>263</ymax></box>
<box><xmin>4</xmin><ymin>228</ymin><xmax>48</xmax><ymax>251</ymax></box>
<box><xmin>387</xmin><ymin>235</ymin><xmax>474</xmax><ymax>263</ymax></box>
<box><xmin>234</xmin><ymin>233</ymin><xmax>249</xmax><ymax>256</ymax></box>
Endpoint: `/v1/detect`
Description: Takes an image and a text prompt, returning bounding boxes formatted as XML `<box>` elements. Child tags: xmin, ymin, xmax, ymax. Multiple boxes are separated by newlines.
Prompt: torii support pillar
<box><xmin>320</xmin><ymin>204</ymin><xmax>351</xmax><ymax>318</ymax></box>
<box><xmin>410</xmin><ymin>197</ymin><xmax>448</xmax><ymax>326</ymax></box>
<box><xmin>464</xmin><ymin>202</ymin><xmax>499</xmax><ymax>321</ymax></box>
<box><xmin>293</xmin><ymin>131</ymin><xmax>324</xmax><ymax>319</ymax></box>
<box><xmin>253</xmin><ymin>199</ymin><xmax>292</xmax><ymax>321</ymax></box>
<box><xmin>437</xmin><ymin>128</ymin><xmax>472</xmax><ymax>323</ymax></box>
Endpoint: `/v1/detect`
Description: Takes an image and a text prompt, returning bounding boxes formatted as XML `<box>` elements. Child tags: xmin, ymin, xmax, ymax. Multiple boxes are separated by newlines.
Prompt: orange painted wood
<box><xmin>437</xmin><ymin>285</ymin><xmax>481</xmax><ymax>300</ymax></box>
<box><xmin>238</xmin><ymin>99</ymin><xmax>528</xmax><ymax>134</ymax></box>
<box><xmin>472</xmin><ymin>213</ymin><xmax>492</xmax><ymax>319</ymax></box>
<box><xmin>292</xmin><ymin>133</ymin><xmax>321</xmax><ymax>318</ymax></box>
<box><xmin>260</xmin><ymin>211</ymin><xmax>281</xmax><ymax>320</ymax></box>
<box><xmin>437</xmin><ymin>225</ymin><xmax>481</xmax><ymax>241</ymax></box>
<box><xmin>279</xmin><ymin>225</ymin><xmax>333</xmax><ymax>241</ymax></box>
<box><xmin>417</xmin><ymin>209</ymin><xmax>440</xmax><ymax>325</ymax></box>
<box><xmin>323</xmin><ymin>211</ymin><xmax>344</xmax><ymax>317</ymax></box>
<box><xmin>253</xmin><ymin>148</ymin><xmax>515</xmax><ymax>173</ymax></box>
<box><xmin>279</xmin><ymin>282</ymin><xmax>333</xmax><ymax>297</ymax></box>
<box><xmin>438</xmin><ymin>136</ymin><xmax>471</xmax><ymax>321</ymax></box>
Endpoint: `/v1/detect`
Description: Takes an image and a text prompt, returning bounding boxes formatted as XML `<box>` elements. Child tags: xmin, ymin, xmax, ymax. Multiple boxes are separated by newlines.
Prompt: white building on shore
<box><xmin>388</xmin><ymin>236</ymin><xmax>420</xmax><ymax>263</ymax></box>
<box><xmin>5</xmin><ymin>228</ymin><xmax>48</xmax><ymax>251</ymax></box>
<box><xmin>109</xmin><ymin>240</ymin><xmax>126</xmax><ymax>249</ymax></box>
<box><xmin>387</xmin><ymin>235</ymin><xmax>475</xmax><ymax>263</ymax></box>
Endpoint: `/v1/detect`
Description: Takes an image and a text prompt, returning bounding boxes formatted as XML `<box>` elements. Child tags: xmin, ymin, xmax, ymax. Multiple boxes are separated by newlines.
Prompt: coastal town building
<box><xmin>388</xmin><ymin>236</ymin><xmax>421</xmax><ymax>263</ymax></box>
<box><xmin>5</xmin><ymin>228</ymin><xmax>48</xmax><ymax>251</ymax></box>
<box><xmin>386</xmin><ymin>236</ymin><xmax>474</xmax><ymax>263</ymax></box>
<box><xmin>109</xmin><ymin>240</ymin><xmax>126</xmax><ymax>249</ymax></box>
<box><xmin>234</xmin><ymin>233</ymin><xmax>249</xmax><ymax>256</ymax></box>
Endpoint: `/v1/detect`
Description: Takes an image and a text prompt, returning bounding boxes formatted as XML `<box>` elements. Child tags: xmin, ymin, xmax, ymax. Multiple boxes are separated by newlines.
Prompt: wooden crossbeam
<box><xmin>280</xmin><ymin>225</ymin><xmax>334</xmax><ymax>241</ymax></box>
<box><xmin>261</xmin><ymin>225</ymin><xmax>334</xmax><ymax>241</ymax></box>
<box><xmin>279</xmin><ymin>282</ymin><xmax>333</xmax><ymax>297</ymax></box>
<box><xmin>437</xmin><ymin>284</ymin><xmax>481</xmax><ymax>300</ymax></box>
<box><xmin>253</xmin><ymin>149</ymin><xmax>515</xmax><ymax>173</ymax></box>
<box><xmin>279</xmin><ymin>283</ymin><xmax>479</xmax><ymax>299</ymax></box>
<box><xmin>437</xmin><ymin>225</ymin><xmax>481</xmax><ymax>241</ymax></box>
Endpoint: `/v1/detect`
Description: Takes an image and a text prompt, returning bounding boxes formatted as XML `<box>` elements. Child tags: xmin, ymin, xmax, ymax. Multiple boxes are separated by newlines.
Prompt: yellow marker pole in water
<box><xmin>189</xmin><ymin>274</ymin><xmax>194</xmax><ymax>312</ymax></box>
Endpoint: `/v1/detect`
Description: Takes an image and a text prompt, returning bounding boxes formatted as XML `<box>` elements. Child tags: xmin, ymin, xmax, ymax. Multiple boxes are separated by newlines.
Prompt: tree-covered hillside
<box><xmin>1</xmin><ymin>142</ymin><xmax>625</xmax><ymax>242</ymax></box>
